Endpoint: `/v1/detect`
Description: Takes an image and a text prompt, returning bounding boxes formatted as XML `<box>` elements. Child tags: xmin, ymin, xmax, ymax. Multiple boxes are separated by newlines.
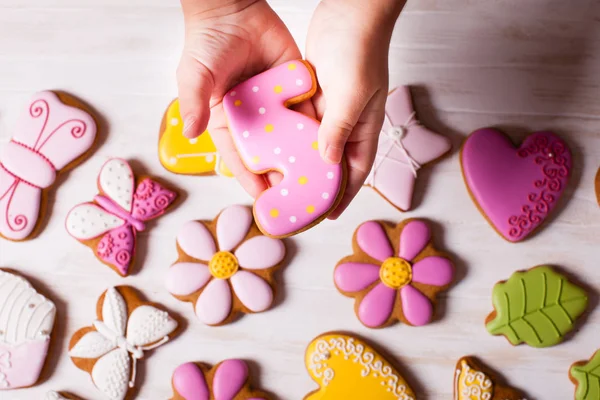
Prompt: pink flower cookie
<box><xmin>165</xmin><ymin>205</ymin><xmax>286</xmax><ymax>326</ymax></box>
<box><xmin>365</xmin><ymin>86</ymin><xmax>451</xmax><ymax>211</ymax></box>
<box><xmin>66</xmin><ymin>158</ymin><xmax>178</xmax><ymax>276</ymax></box>
<box><xmin>334</xmin><ymin>219</ymin><xmax>454</xmax><ymax>328</ymax></box>
<box><xmin>0</xmin><ymin>91</ymin><xmax>97</xmax><ymax>241</ymax></box>
<box><xmin>223</xmin><ymin>60</ymin><xmax>346</xmax><ymax>238</ymax></box>
<box><xmin>171</xmin><ymin>360</ymin><xmax>271</xmax><ymax>400</ymax></box>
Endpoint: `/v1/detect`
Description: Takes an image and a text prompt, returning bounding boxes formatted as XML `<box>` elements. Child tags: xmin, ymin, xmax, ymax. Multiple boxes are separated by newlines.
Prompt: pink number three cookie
<box><xmin>223</xmin><ymin>61</ymin><xmax>346</xmax><ymax>238</ymax></box>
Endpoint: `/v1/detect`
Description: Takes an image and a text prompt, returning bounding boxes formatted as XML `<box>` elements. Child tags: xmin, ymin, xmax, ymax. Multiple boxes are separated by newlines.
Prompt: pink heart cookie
<box><xmin>460</xmin><ymin>129</ymin><xmax>572</xmax><ymax>242</ymax></box>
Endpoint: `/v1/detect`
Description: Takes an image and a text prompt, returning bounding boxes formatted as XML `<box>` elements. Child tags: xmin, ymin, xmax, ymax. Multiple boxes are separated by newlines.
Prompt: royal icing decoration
<box><xmin>571</xmin><ymin>349</ymin><xmax>600</xmax><ymax>400</ymax></box>
<box><xmin>158</xmin><ymin>99</ymin><xmax>232</xmax><ymax>176</ymax></box>
<box><xmin>461</xmin><ymin>129</ymin><xmax>572</xmax><ymax>242</ymax></box>
<box><xmin>171</xmin><ymin>359</ymin><xmax>269</xmax><ymax>400</ymax></box>
<box><xmin>304</xmin><ymin>332</ymin><xmax>416</xmax><ymax>400</ymax></box>
<box><xmin>69</xmin><ymin>286</ymin><xmax>177</xmax><ymax>400</ymax></box>
<box><xmin>486</xmin><ymin>265</ymin><xmax>587</xmax><ymax>348</ymax></box>
<box><xmin>0</xmin><ymin>91</ymin><xmax>97</xmax><ymax>241</ymax></box>
<box><xmin>334</xmin><ymin>219</ymin><xmax>454</xmax><ymax>328</ymax></box>
<box><xmin>0</xmin><ymin>270</ymin><xmax>56</xmax><ymax>390</ymax></box>
<box><xmin>365</xmin><ymin>86</ymin><xmax>451</xmax><ymax>211</ymax></box>
<box><xmin>454</xmin><ymin>357</ymin><xmax>526</xmax><ymax>400</ymax></box>
<box><xmin>223</xmin><ymin>60</ymin><xmax>345</xmax><ymax>238</ymax></box>
<box><xmin>66</xmin><ymin>158</ymin><xmax>177</xmax><ymax>276</ymax></box>
<box><xmin>166</xmin><ymin>205</ymin><xmax>285</xmax><ymax>325</ymax></box>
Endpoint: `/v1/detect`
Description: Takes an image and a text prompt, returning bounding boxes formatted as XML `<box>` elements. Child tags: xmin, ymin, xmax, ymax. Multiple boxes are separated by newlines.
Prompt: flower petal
<box><xmin>400</xmin><ymin>285</ymin><xmax>433</xmax><ymax>326</ymax></box>
<box><xmin>217</xmin><ymin>205</ymin><xmax>253</xmax><ymax>251</ymax></box>
<box><xmin>195</xmin><ymin>279</ymin><xmax>231</xmax><ymax>325</ymax></box>
<box><xmin>166</xmin><ymin>262</ymin><xmax>211</xmax><ymax>296</ymax></box>
<box><xmin>172</xmin><ymin>362</ymin><xmax>209</xmax><ymax>400</ymax></box>
<box><xmin>235</xmin><ymin>236</ymin><xmax>285</xmax><ymax>270</ymax></box>
<box><xmin>230</xmin><ymin>271</ymin><xmax>273</xmax><ymax>312</ymax></box>
<box><xmin>356</xmin><ymin>221</ymin><xmax>393</xmax><ymax>262</ymax></box>
<box><xmin>334</xmin><ymin>263</ymin><xmax>381</xmax><ymax>293</ymax></box>
<box><xmin>412</xmin><ymin>256</ymin><xmax>453</xmax><ymax>287</ymax></box>
<box><xmin>357</xmin><ymin>282</ymin><xmax>396</xmax><ymax>328</ymax></box>
<box><xmin>398</xmin><ymin>220</ymin><xmax>430</xmax><ymax>261</ymax></box>
<box><xmin>213</xmin><ymin>359</ymin><xmax>248</xmax><ymax>400</ymax></box>
<box><xmin>178</xmin><ymin>221</ymin><xmax>216</xmax><ymax>261</ymax></box>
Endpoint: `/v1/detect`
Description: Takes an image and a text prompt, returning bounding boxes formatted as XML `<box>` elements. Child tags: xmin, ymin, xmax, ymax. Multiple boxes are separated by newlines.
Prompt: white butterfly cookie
<box><xmin>69</xmin><ymin>286</ymin><xmax>178</xmax><ymax>400</ymax></box>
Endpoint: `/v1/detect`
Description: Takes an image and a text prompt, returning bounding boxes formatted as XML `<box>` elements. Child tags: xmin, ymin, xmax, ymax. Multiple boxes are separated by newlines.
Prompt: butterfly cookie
<box><xmin>46</xmin><ymin>392</ymin><xmax>80</xmax><ymax>400</ymax></box>
<box><xmin>454</xmin><ymin>357</ymin><xmax>526</xmax><ymax>400</ymax></box>
<box><xmin>66</xmin><ymin>158</ymin><xmax>177</xmax><ymax>276</ymax></box>
<box><xmin>69</xmin><ymin>286</ymin><xmax>179</xmax><ymax>400</ymax></box>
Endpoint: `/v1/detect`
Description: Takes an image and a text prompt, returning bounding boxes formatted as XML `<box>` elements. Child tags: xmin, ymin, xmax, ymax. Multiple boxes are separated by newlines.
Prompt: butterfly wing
<box><xmin>66</xmin><ymin>203</ymin><xmax>125</xmax><ymax>241</ymax></box>
<box><xmin>130</xmin><ymin>178</ymin><xmax>177</xmax><ymax>222</ymax></box>
<box><xmin>91</xmin><ymin>348</ymin><xmax>131</xmax><ymax>400</ymax></box>
<box><xmin>97</xmin><ymin>158</ymin><xmax>136</xmax><ymax>213</ymax></box>
<box><xmin>96</xmin><ymin>224</ymin><xmax>136</xmax><ymax>276</ymax></box>
<box><xmin>101</xmin><ymin>287</ymin><xmax>128</xmax><ymax>336</ymax></box>
<box><xmin>0</xmin><ymin>167</ymin><xmax>42</xmax><ymax>240</ymax></box>
<box><xmin>69</xmin><ymin>331</ymin><xmax>115</xmax><ymax>359</ymax></box>
<box><xmin>126</xmin><ymin>305</ymin><xmax>177</xmax><ymax>347</ymax></box>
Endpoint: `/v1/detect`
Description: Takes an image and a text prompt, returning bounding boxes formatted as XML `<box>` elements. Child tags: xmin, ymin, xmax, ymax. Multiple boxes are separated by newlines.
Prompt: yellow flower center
<box><xmin>380</xmin><ymin>257</ymin><xmax>412</xmax><ymax>289</ymax></box>
<box><xmin>209</xmin><ymin>251</ymin><xmax>239</xmax><ymax>279</ymax></box>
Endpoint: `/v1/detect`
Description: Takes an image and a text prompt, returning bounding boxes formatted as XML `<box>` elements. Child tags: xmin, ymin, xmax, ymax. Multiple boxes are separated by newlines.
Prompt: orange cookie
<box><xmin>334</xmin><ymin>218</ymin><xmax>454</xmax><ymax>328</ymax></box>
<box><xmin>454</xmin><ymin>356</ymin><xmax>526</xmax><ymax>399</ymax></box>
<box><xmin>165</xmin><ymin>205</ymin><xmax>286</xmax><ymax>326</ymax></box>
<box><xmin>171</xmin><ymin>359</ymin><xmax>271</xmax><ymax>399</ymax></box>
<box><xmin>158</xmin><ymin>98</ymin><xmax>232</xmax><ymax>177</ymax></box>
<box><xmin>69</xmin><ymin>286</ymin><xmax>179</xmax><ymax>400</ymax></box>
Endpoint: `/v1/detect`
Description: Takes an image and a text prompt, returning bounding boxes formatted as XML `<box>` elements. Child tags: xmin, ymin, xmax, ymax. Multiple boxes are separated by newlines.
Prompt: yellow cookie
<box><xmin>304</xmin><ymin>332</ymin><xmax>416</xmax><ymax>400</ymax></box>
<box><xmin>158</xmin><ymin>99</ymin><xmax>232</xmax><ymax>176</ymax></box>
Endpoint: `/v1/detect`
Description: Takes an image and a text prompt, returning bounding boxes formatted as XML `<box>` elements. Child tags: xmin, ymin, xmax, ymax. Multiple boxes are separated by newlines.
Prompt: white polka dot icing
<box><xmin>259</xmin><ymin>107</ymin><xmax>266</xmax><ymax>114</ymax></box>
<box><xmin>98</xmin><ymin>159</ymin><xmax>135</xmax><ymax>212</ymax></box>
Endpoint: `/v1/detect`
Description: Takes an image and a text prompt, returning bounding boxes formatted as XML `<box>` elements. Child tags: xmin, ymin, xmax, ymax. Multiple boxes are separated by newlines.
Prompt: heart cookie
<box><xmin>304</xmin><ymin>332</ymin><xmax>416</xmax><ymax>400</ymax></box>
<box><xmin>460</xmin><ymin>129</ymin><xmax>572</xmax><ymax>242</ymax></box>
<box><xmin>454</xmin><ymin>356</ymin><xmax>526</xmax><ymax>400</ymax></box>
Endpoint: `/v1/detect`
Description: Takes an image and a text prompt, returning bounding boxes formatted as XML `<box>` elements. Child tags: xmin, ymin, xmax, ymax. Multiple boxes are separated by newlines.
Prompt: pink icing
<box><xmin>96</xmin><ymin>224</ymin><xmax>135</xmax><ymax>275</ymax></box>
<box><xmin>166</xmin><ymin>263</ymin><xmax>212</xmax><ymax>296</ymax></box>
<box><xmin>366</xmin><ymin>86</ymin><xmax>451</xmax><ymax>211</ymax></box>
<box><xmin>334</xmin><ymin>263</ymin><xmax>380</xmax><ymax>293</ymax></box>
<box><xmin>0</xmin><ymin>339</ymin><xmax>50</xmax><ymax>390</ymax></box>
<box><xmin>177</xmin><ymin>221</ymin><xmax>217</xmax><ymax>261</ymax></box>
<box><xmin>216</xmin><ymin>205</ymin><xmax>252</xmax><ymax>251</ymax></box>
<box><xmin>172</xmin><ymin>362</ymin><xmax>209</xmax><ymax>400</ymax></box>
<box><xmin>357</xmin><ymin>282</ymin><xmax>396</xmax><ymax>328</ymax></box>
<box><xmin>95</xmin><ymin>195</ymin><xmax>145</xmax><ymax>231</ymax></box>
<box><xmin>0</xmin><ymin>91</ymin><xmax>96</xmax><ymax>240</ymax></box>
<box><xmin>461</xmin><ymin>129</ymin><xmax>572</xmax><ymax>242</ymax></box>
<box><xmin>223</xmin><ymin>61</ymin><xmax>344</xmax><ymax>237</ymax></box>
<box><xmin>398</xmin><ymin>220</ymin><xmax>431</xmax><ymax>260</ymax></box>
<box><xmin>412</xmin><ymin>256</ymin><xmax>453</xmax><ymax>286</ymax></box>
<box><xmin>229</xmin><ymin>271</ymin><xmax>273</xmax><ymax>312</ymax></box>
<box><xmin>213</xmin><ymin>359</ymin><xmax>248</xmax><ymax>400</ymax></box>
<box><xmin>234</xmin><ymin>236</ymin><xmax>285</xmax><ymax>270</ymax></box>
<box><xmin>195</xmin><ymin>279</ymin><xmax>232</xmax><ymax>325</ymax></box>
<box><xmin>356</xmin><ymin>221</ymin><xmax>393</xmax><ymax>262</ymax></box>
<box><xmin>400</xmin><ymin>284</ymin><xmax>433</xmax><ymax>326</ymax></box>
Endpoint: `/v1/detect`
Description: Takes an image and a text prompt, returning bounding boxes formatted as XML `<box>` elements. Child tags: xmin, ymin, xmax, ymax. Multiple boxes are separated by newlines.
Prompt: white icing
<box><xmin>125</xmin><ymin>305</ymin><xmax>178</xmax><ymax>347</ymax></box>
<box><xmin>66</xmin><ymin>204</ymin><xmax>125</xmax><ymax>240</ymax></box>
<box><xmin>297</xmin><ymin>123</ymin><xmax>304</xmax><ymax>130</ymax></box>
<box><xmin>69</xmin><ymin>331</ymin><xmax>114</xmax><ymax>359</ymax></box>
<box><xmin>170</xmin><ymin>118</ymin><xmax>179</xmax><ymax>127</ymax></box>
<box><xmin>280</xmin><ymin>189</ymin><xmax>288</xmax><ymax>196</ymax></box>
<box><xmin>92</xmin><ymin>348</ymin><xmax>130</xmax><ymax>400</ymax></box>
<box><xmin>0</xmin><ymin>270</ymin><xmax>56</xmax><ymax>345</ymax></box>
<box><xmin>327</xmin><ymin>172</ymin><xmax>334</xmax><ymax>179</ymax></box>
<box><xmin>322</xmin><ymin>193</ymin><xmax>329</xmax><ymax>199</ymax></box>
<box><xmin>289</xmin><ymin>216</ymin><xmax>297</xmax><ymax>223</ymax></box>
<box><xmin>259</xmin><ymin>107</ymin><xmax>266</xmax><ymax>114</ymax></box>
<box><xmin>274</xmin><ymin>147</ymin><xmax>281</xmax><ymax>154</ymax></box>
<box><xmin>296</xmin><ymin>79</ymin><xmax>303</xmax><ymax>86</ymax></box>
<box><xmin>242</xmin><ymin>131</ymin><xmax>250</xmax><ymax>138</ymax></box>
<box><xmin>288</xmin><ymin>156</ymin><xmax>296</xmax><ymax>163</ymax></box>
<box><xmin>252</xmin><ymin>86</ymin><xmax>259</xmax><ymax>92</ymax></box>
<box><xmin>103</xmin><ymin>287</ymin><xmax>127</xmax><ymax>336</ymax></box>
<box><xmin>98</xmin><ymin>159</ymin><xmax>135</xmax><ymax>212</ymax></box>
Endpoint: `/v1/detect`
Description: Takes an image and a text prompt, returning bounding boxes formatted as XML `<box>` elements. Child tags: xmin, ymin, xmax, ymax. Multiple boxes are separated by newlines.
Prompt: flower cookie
<box><xmin>69</xmin><ymin>286</ymin><xmax>179</xmax><ymax>400</ymax></box>
<box><xmin>158</xmin><ymin>98</ymin><xmax>232</xmax><ymax>176</ymax></box>
<box><xmin>166</xmin><ymin>205</ymin><xmax>286</xmax><ymax>326</ymax></box>
<box><xmin>365</xmin><ymin>86</ymin><xmax>451</xmax><ymax>211</ymax></box>
<box><xmin>304</xmin><ymin>332</ymin><xmax>416</xmax><ymax>400</ymax></box>
<box><xmin>334</xmin><ymin>219</ymin><xmax>454</xmax><ymax>328</ymax></box>
<box><xmin>454</xmin><ymin>356</ymin><xmax>526</xmax><ymax>400</ymax></box>
<box><xmin>66</xmin><ymin>158</ymin><xmax>178</xmax><ymax>276</ymax></box>
<box><xmin>171</xmin><ymin>359</ymin><xmax>271</xmax><ymax>400</ymax></box>
<box><xmin>223</xmin><ymin>60</ymin><xmax>346</xmax><ymax>238</ymax></box>
<box><xmin>0</xmin><ymin>91</ymin><xmax>97</xmax><ymax>241</ymax></box>
<box><xmin>461</xmin><ymin>128</ymin><xmax>572</xmax><ymax>242</ymax></box>
<box><xmin>0</xmin><ymin>269</ymin><xmax>56</xmax><ymax>390</ymax></box>
<box><xmin>486</xmin><ymin>265</ymin><xmax>588</xmax><ymax>348</ymax></box>
<box><xmin>570</xmin><ymin>349</ymin><xmax>600</xmax><ymax>400</ymax></box>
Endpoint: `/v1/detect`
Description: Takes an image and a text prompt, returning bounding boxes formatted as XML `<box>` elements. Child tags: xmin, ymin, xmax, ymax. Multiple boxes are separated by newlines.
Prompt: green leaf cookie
<box><xmin>486</xmin><ymin>265</ymin><xmax>588</xmax><ymax>348</ymax></box>
<box><xmin>570</xmin><ymin>350</ymin><xmax>600</xmax><ymax>400</ymax></box>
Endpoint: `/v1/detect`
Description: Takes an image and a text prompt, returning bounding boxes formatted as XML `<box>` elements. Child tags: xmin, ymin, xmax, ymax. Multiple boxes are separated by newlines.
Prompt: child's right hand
<box><xmin>177</xmin><ymin>0</ymin><xmax>310</xmax><ymax>196</ymax></box>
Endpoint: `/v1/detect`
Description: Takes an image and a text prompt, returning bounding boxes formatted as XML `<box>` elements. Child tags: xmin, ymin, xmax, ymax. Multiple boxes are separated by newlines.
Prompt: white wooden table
<box><xmin>0</xmin><ymin>0</ymin><xmax>599</xmax><ymax>399</ymax></box>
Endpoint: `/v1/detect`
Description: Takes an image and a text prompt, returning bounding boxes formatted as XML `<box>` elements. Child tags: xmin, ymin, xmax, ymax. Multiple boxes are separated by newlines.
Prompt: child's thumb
<box><xmin>176</xmin><ymin>54</ymin><xmax>214</xmax><ymax>139</ymax></box>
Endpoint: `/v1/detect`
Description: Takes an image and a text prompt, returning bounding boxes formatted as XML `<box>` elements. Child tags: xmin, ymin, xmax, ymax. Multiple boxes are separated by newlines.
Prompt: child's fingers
<box><xmin>176</xmin><ymin>53</ymin><xmax>214</xmax><ymax>139</ymax></box>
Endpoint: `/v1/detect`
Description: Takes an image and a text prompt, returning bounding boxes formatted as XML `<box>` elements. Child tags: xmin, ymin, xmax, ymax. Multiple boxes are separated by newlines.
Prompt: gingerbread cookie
<box><xmin>223</xmin><ymin>60</ymin><xmax>346</xmax><ymax>238</ymax></box>
<box><xmin>158</xmin><ymin>98</ymin><xmax>232</xmax><ymax>177</ymax></box>
<box><xmin>171</xmin><ymin>359</ymin><xmax>271</xmax><ymax>400</ymax></box>
<box><xmin>365</xmin><ymin>86</ymin><xmax>451</xmax><ymax>211</ymax></box>
<box><xmin>166</xmin><ymin>205</ymin><xmax>285</xmax><ymax>326</ymax></box>
<box><xmin>334</xmin><ymin>219</ymin><xmax>454</xmax><ymax>328</ymax></box>
<box><xmin>0</xmin><ymin>269</ymin><xmax>56</xmax><ymax>390</ymax></box>
<box><xmin>65</xmin><ymin>158</ymin><xmax>177</xmax><ymax>276</ymax></box>
<box><xmin>69</xmin><ymin>286</ymin><xmax>178</xmax><ymax>400</ymax></box>
<box><xmin>595</xmin><ymin>167</ymin><xmax>599</xmax><ymax>207</ymax></box>
<box><xmin>46</xmin><ymin>392</ymin><xmax>81</xmax><ymax>400</ymax></box>
<box><xmin>454</xmin><ymin>356</ymin><xmax>526</xmax><ymax>400</ymax></box>
<box><xmin>304</xmin><ymin>332</ymin><xmax>416</xmax><ymax>399</ymax></box>
<box><xmin>570</xmin><ymin>349</ymin><xmax>600</xmax><ymax>400</ymax></box>
<box><xmin>461</xmin><ymin>128</ymin><xmax>572</xmax><ymax>242</ymax></box>
<box><xmin>0</xmin><ymin>91</ymin><xmax>97</xmax><ymax>241</ymax></box>
<box><xmin>486</xmin><ymin>265</ymin><xmax>587</xmax><ymax>348</ymax></box>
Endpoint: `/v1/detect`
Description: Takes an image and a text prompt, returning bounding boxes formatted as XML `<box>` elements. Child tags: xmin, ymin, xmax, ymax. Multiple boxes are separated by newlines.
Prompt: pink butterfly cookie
<box><xmin>0</xmin><ymin>91</ymin><xmax>97</xmax><ymax>241</ymax></box>
<box><xmin>66</xmin><ymin>158</ymin><xmax>177</xmax><ymax>276</ymax></box>
<box><xmin>365</xmin><ymin>86</ymin><xmax>451</xmax><ymax>211</ymax></box>
<box><xmin>223</xmin><ymin>60</ymin><xmax>346</xmax><ymax>238</ymax></box>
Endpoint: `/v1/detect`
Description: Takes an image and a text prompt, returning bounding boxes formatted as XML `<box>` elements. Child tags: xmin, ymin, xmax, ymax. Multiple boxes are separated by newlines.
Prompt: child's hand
<box><xmin>306</xmin><ymin>0</ymin><xmax>405</xmax><ymax>219</ymax></box>
<box><xmin>177</xmin><ymin>0</ymin><xmax>309</xmax><ymax>196</ymax></box>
